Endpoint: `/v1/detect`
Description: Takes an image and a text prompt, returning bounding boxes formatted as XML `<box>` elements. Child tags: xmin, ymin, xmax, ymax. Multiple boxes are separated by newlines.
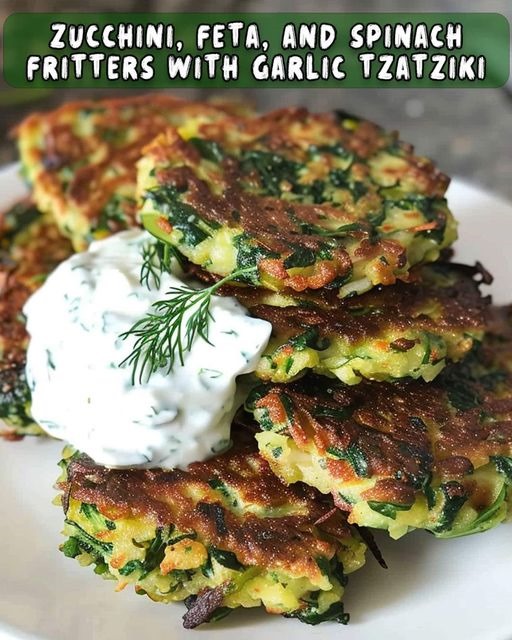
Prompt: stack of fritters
<box><xmin>247</xmin><ymin>334</ymin><xmax>512</xmax><ymax>540</ymax></box>
<box><xmin>133</xmin><ymin>105</ymin><xmax>511</xmax><ymax>547</ymax></box>
<box><xmin>4</xmin><ymin>97</ymin><xmax>511</xmax><ymax>628</ymax></box>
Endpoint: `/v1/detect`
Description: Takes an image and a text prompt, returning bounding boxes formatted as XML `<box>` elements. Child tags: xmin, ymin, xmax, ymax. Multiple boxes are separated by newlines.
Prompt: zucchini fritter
<box><xmin>56</xmin><ymin>429</ymin><xmax>366</xmax><ymax>628</ymax></box>
<box><xmin>247</xmin><ymin>320</ymin><xmax>512</xmax><ymax>539</ymax></box>
<box><xmin>17</xmin><ymin>95</ymin><xmax>249</xmax><ymax>250</ymax></box>
<box><xmin>138</xmin><ymin>107</ymin><xmax>457</xmax><ymax>298</ymax></box>
<box><xmin>0</xmin><ymin>200</ymin><xmax>73</xmax><ymax>437</ymax></box>
<box><xmin>228</xmin><ymin>262</ymin><xmax>490</xmax><ymax>384</ymax></box>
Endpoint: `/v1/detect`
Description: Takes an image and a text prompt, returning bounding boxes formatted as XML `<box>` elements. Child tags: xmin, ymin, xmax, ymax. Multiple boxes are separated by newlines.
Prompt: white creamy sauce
<box><xmin>24</xmin><ymin>230</ymin><xmax>271</xmax><ymax>469</ymax></box>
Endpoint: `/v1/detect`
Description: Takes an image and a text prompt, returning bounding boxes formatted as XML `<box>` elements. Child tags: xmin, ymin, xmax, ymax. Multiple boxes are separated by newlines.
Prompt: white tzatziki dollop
<box><xmin>23</xmin><ymin>230</ymin><xmax>271</xmax><ymax>469</ymax></box>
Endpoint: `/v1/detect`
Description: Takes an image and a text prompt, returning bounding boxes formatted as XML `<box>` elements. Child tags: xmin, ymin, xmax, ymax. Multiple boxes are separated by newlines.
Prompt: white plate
<box><xmin>1</xmin><ymin>163</ymin><xmax>511</xmax><ymax>640</ymax></box>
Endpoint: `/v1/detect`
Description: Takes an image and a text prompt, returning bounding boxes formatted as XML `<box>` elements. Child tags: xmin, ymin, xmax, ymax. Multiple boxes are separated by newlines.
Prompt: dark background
<box><xmin>1</xmin><ymin>0</ymin><xmax>511</xmax><ymax>199</ymax></box>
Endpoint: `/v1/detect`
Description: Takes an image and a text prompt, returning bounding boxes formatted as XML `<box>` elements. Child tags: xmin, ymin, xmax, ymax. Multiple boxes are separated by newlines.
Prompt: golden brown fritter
<box><xmin>247</xmin><ymin>319</ymin><xmax>512</xmax><ymax>539</ymax></box>
<box><xmin>0</xmin><ymin>200</ymin><xmax>72</xmax><ymax>436</ymax></box>
<box><xmin>222</xmin><ymin>262</ymin><xmax>490</xmax><ymax>383</ymax></box>
<box><xmin>57</xmin><ymin>428</ymin><xmax>366</xmax><ymax>627</ymax></box>
<box><xmin>138</xmin><ymin>107</ymin><xmax>457</xmax><ymax>297</ymax></box>
<box><xmin>17</xmin><ymin>95</ymin><xmax>250</xmax><ymax>250</ymax></box>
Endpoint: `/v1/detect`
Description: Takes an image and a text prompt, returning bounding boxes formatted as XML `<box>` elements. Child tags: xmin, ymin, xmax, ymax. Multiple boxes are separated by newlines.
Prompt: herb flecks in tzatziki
<box><xmin>23</xmin><ymin>230</ymin><xmax>271</xmax><ymax>469</ymax></box>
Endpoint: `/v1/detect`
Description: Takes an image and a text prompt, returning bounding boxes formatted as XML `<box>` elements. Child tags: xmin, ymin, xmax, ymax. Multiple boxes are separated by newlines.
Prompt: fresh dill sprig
<box><xmin>120</xmin><ymin>265</ymin><xmax>258</xmax><ymax>384</ymax></box>
<box><xmin>140</xmin><ymin>242</ymin><xmax>166</xmax><ymax>290</ymax></box>
<box><xmin>140</xmin><ymin>240</ymin><xmax>187</xmax><ymax>290</ymax></box>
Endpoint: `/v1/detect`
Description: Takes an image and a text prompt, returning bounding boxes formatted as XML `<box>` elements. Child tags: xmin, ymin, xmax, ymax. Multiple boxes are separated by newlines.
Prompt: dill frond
<box><xmin>121</xmin><ymin>265</ymin><xmax>258</xmax><ymax>384</ymax></box>
<box><xmin>140</xmin><ymin>240</ymin><xmax>187</xmax><ymax>290</ymax></box>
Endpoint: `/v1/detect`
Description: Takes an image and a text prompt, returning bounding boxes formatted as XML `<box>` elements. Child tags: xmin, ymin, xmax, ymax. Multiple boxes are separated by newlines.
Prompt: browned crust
<box><xmin>7</xmin><ymin>210</ymin><xmax>73</xmax><ymax>285</ymax></box>
<box><xmin>0</xmin><ymin>276</ymin><xmax>30</xmax><ymax>392</ymax></box>
<box><xmin>0</xmin><ymin>203</ymin><xmax>72</xmax><ymax>412</ymax></box>
<box><xmin>158</xmin><ymin>155</ymin><xmax>356</xmax><ymax>269</ymax></box>
<box><xmin>229</xmin><ymin>263</ymin><xmax>489</xmax><ymax>344</ymax></box>
<box><xmin>182</xmin><ymin>583</ymin><xmax>229</xmax><ymax>628</ymax></box>
<box><xmin>61</xmin><ymin>430</ymin><xmax>352</xmax><ymax>577</ymax></box>
<box><xmin>254</xmin><ymin>333</ymin><xmax>512</xmax><ymax>505</ymax></box>
<box><xmin>148</xmin><ymin>108</ymin><xmax>450</xmax><ymax>290</ymax></box>
<box><xmin>16</xmin><ymin>95</ymin><xmax>244</xmax><ymax>230</ymax></box>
